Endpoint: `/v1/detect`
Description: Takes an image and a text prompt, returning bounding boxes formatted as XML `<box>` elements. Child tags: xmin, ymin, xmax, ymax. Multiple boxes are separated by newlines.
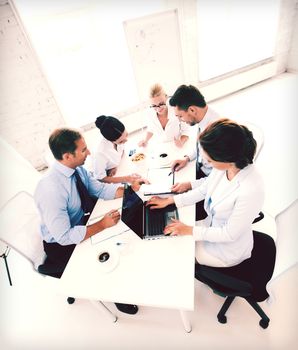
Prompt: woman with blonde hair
<box><xmin>138</xmin><ymin>83</ymin><xmax>191</xmax><ymax>147</ymax></box>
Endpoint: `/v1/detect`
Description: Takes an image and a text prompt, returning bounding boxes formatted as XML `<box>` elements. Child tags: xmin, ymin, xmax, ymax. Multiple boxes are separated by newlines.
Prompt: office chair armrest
<box><xmin>252</xmin><ymin>211</ymin><xmax>264</xmax><ymax>224</ymax></box>
<box><xmin>196</xmin><ymin>266</ymin><xmax>252</xmax><ymax>297</ymax></box>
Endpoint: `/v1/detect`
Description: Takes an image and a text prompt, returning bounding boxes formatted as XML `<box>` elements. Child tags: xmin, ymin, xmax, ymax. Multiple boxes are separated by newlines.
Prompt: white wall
<box><xmin>274</xmin><ymin>0</ymin><xmax>298</xmax><ymax>74</ymax></box>
<box><xmin>273</xmin><ymin>200</ymin><xmax>298</xmax><ymax>279</ymax></box>
<box><xmin>287</xmin><ymin>1</ymin><xmax>298</xmax><ymax>72</ymax></box>
<box><xmin>0</xmin><ymin>2</ymin><xmax>65</xmax><ymax>170</ymax></box>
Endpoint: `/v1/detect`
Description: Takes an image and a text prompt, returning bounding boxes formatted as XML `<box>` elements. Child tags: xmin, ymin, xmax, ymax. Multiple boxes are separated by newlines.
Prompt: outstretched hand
<box><xmin>145</xmin><ymin>196</ymin><xmax>173</xmax><ymax>209</ymax></box>
<box><xmin>171</xmin><ymin>182</ymin><xmax>191</xmax><ymax>193</ymax></box>
<box><xmin>101</xmin><ymin>209</ymin><xmax>120</xmax><ymax>229</ymax></box>
<box><xmin>125</xmin><ymin>173</ymin><xmax>142</xmax><ymax>183</ymax></box>
<box><xmin>174</xmin><ymin>138</ymin><xmax>184</xmax><ymax>148</ymax></box>
<box><xmin>130</xmin><ymin>177</ymin><xmax>150</xmax><ymax>192</ymax></box>
<box><xmin>171</xmin><ymin>158</ymin><xmax>188</xmax><ymax>172</ymax></box>
<box><xmin>138</xmin><ymin>140</ymin><xmax>147</xmax><ymax>147</ymax></box>
<box><xmin>163</xmin><ymin>219</ymin><xmax>192</xmax><ymax>236</ymax></box>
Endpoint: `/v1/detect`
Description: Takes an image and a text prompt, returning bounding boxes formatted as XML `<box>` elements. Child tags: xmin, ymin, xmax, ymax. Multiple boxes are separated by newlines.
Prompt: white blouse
<box><xmin>92</xmin><ymin>136</ymin><xmax>125</xmax><ymax>180</ymax></box>
<box><xmin>146</xmin><ymin>103</ymin><xmax>191</xmax><ymax>142</ymax></box>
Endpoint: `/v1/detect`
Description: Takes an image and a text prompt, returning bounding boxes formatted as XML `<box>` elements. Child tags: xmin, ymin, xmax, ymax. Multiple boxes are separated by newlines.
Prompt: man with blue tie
<box><xmin>34</xmin><ymin>127</ymin><xmax>139</xmax><ymax>314</ymax></box>
<box><xmin>169</xmin><ymin>85</ymin><xmax>220</xmax><ymax>220</ymax></box>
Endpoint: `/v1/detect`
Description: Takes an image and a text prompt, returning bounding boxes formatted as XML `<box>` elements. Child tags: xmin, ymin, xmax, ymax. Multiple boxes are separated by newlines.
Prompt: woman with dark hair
<box><xmin>146</xmin><ymin>118</ymin><xmax>264</xmax><ymax>268</ymax></box>
<box><xmin>93</xmin><ymin>115</ymin><xmax>141</xmax><ymax>184</ymax></box>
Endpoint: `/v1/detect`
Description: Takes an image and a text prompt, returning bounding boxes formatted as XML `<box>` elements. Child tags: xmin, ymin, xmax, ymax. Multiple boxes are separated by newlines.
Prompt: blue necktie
<box><xmin>74</xmin><ymin>170</ymin><xmax>97</xmax><ymax>224</ymax></box>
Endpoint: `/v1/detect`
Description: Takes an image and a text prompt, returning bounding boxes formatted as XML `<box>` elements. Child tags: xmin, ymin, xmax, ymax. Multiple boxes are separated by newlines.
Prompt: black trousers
<box><xmin>38</xmin><ymin>241</ymin><xmax>76</xmax><ymax>279</ymax></box>
<box><xmin>196</xmin><ymin>165</ymin><xmax>208</xmax><ymax>221</ymax></box>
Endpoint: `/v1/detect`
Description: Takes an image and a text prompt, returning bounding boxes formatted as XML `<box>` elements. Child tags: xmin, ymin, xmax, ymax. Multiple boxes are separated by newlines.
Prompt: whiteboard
<box><xmin>124</xmin><ymin>9</ymin><xmax>184</xmax><ymax>101</ymax></box>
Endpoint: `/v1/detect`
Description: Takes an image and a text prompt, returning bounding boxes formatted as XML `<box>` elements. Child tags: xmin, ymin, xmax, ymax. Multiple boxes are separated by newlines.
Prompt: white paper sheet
<box><xmin>90</xmin><ymin>220</ymin><xmax>130</xmax><ymax>245</ymax></box>
<box><xmin>142</xmin><ymin>167</ymin><xmax>174</xmax><ymax>195</ymax></box>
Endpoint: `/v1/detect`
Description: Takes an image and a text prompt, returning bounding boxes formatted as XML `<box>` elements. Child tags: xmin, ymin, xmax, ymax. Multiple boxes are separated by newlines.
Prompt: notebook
<box><xmin>121</xmin><ymin>184</ymin><xmax>179</xmax><ymax>240</ymax></box>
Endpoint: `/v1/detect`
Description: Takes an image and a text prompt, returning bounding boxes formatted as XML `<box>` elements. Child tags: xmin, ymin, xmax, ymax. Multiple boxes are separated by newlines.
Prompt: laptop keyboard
<box><xmin>146</xmin><ymin>209</ymin><xmax>166</xmax><ymax>236</ymax></box>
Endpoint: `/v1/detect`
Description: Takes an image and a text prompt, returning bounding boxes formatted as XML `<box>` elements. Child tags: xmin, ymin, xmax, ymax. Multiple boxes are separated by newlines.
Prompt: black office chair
<box><xmin>195</xmin><ymin>226</ymin><xmax>276</xmax><ymax>329</ymax></box>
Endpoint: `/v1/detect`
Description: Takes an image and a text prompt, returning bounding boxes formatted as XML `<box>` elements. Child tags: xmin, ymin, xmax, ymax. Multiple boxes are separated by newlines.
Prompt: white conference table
<box><xmin>59</xmin><ymin>140</ymin><xmax>196</xmax><ymax>332</ymax></box>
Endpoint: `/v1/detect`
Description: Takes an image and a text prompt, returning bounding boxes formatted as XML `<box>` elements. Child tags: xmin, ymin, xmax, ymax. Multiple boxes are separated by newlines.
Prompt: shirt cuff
<box><xmin>59</xmin><ymin>225</ymin><xmax>86</xmax><ymax>245</ymax></box>
<box><xmin>74</xmin><ymin>225</ymin><xmax>87</xmax><ymax>244</ymax></box>
<box><xmin>173</xmin><ymin>193</ymin><xmax>186</xmax><ymax>208</ymax></box>
<box><xmin>186</xmin><ymin>153</ymin><xmax>196</xmax><ymax>162</ymax></box>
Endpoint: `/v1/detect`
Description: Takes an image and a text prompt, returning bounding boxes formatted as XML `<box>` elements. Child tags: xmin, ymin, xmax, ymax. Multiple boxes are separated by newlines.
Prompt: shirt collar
<box><xmin>198</xmin><ymin>106</ymin><xmax>216</xmax><ymax>130</ymax></box>
<box><xmin>53</xmin><ymin>161</ymin><xmax>75</xmax><ymax>178</ymax></box>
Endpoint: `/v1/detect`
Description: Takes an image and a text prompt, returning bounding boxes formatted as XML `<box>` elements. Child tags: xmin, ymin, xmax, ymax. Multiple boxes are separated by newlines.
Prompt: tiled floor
<box><xmin>1</xmin><ymin>73</ymin><xmax>297</xmax><ymax>350</ymax></box>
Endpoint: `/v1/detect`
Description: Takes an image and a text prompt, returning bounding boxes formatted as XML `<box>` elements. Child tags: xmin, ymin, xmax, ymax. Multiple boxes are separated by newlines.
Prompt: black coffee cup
<box><xmin>98</xmin><ymin>252</ymin><xmax>110</xmax><ymax>263</ymax></box>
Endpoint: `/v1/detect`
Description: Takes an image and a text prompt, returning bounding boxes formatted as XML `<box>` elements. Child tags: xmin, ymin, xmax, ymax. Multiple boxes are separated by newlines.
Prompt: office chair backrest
<box><xmin>0</xmin><ymin>138</ymin><xmax>41</xmax><ymax>208</ymax></box>
<box><xmin>0</xmin><ymin>191</ymin><xmax>45</xmax><ymax>270</ymax></box>
<box><xmin>248</xmin><ymin>231</ymin><xmax>276</xmax><ymax>301</ymax></box>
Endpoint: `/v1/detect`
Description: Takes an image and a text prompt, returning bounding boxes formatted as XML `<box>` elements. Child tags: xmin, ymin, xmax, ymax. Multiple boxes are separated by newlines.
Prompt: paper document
<box><xmin>142</xmin><ymin>167</ymin><xmax>174</xmax><ymax>195</ymax></box>
<box><xmin>141</xmin><ymin>184</ymin><xmax>173</xmax><ymax>196</ymax></box>
<box><xmin>90</xmin><ymin>220</ymin><xmax>130</xmax><ymax>245</ymax></box>
<box><xmin>88</xmin><ymin>197</ymin><xmax>130</xmax><ymax>245</ymax></box>
<box><xmin>88</xmin><ymin>197</ymin><xmax>123</xmax><ymax>225</ymax></box>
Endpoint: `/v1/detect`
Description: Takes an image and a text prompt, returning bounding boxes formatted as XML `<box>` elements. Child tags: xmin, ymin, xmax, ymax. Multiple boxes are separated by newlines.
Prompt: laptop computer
<box><xmin>121</xmin><ymin>184</ymin><xmax>179</xmax><ymax>240</ymax></box>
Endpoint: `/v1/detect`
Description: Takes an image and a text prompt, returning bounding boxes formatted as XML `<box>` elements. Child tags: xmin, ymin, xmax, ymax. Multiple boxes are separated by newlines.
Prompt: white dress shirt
<box><xmin>93</xmin><ymin>136</ymin><xmax>125</xmax><ymax>180</ymax></box>
<box><xmin>187</xmin><ymin>106</ymin><xmax>220</xmax><ymax>175</ymax></box>
<box><xmin>174</xmin><ymin>165</ymin><xmax>265</xmax><ymax>266</ymax></box>
<box><xmin>146</xmin><ymin>103</ymin><xmax>191</xmax><ymax>142</ymax></box>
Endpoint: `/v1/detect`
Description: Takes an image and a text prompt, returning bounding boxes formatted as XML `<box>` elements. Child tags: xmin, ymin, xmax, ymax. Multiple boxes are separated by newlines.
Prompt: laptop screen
<box><xmin>121</xmin><ymin>185</ymin><xmax>144</xmax><ymax>238</ymax></box>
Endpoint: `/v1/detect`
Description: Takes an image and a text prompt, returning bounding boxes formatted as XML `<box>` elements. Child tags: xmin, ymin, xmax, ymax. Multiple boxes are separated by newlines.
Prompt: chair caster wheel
<box><xmin>217</xmin><ymin>315</ymin><xmax>227</xmax><ymax>324</ymax></box>
<box><xmin>259</xmin><ymin>319</ymin><xmax>269</xmax><ymax>329</ymax></box>
<box><xmin>67</xmin><ymin>297</ymin><xmax>75</xmax><ymax>304</ymax></box>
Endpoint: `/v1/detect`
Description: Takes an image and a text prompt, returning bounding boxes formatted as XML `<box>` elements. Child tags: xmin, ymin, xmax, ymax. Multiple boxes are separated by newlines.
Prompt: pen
<box><xmin>168</xmin><ymin>164</ymin><xmax>178</xmax><ymax>176</ymax></box>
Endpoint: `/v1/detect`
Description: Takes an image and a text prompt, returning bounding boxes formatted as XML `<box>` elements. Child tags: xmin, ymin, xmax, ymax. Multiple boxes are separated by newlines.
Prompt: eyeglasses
<box><xmin>150</xmin><ymin>102</ymin><xmax>166</xmax><ymax>109</ymax></box>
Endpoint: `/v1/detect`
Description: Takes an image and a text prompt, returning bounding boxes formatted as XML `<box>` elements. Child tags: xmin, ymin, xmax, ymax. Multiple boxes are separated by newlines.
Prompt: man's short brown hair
<box><xmin>49</xmin><ymin>128</ymin><xmax>82</xmax><ymax>160</ymax></box>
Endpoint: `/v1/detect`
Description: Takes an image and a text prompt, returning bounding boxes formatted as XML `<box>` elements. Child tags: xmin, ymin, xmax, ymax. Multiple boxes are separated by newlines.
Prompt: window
<box><xmin>196</xmin><ymin>0</ymin><xmax>280</xmax><ymax>81</ymax></box>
